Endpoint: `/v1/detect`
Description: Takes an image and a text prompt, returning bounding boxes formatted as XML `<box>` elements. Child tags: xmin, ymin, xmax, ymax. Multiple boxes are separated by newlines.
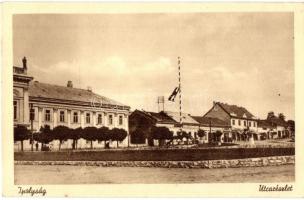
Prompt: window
<box><xmin>45</xmin><ymin>109</ymin><xmax>51</xmax><ymax>121</ymax></box>
<box><xmin>232</xmin><ymin>119</ymin><xmax>235</xmax><ymax>125</ymax></box>
<box><xmin>97</xmin><ymin>114</ymin><xmax>102</xmax><ymax>124</ymax></box>
<box><xmin>86</xmin><ymin>113</ymin><xmax>91</xmax><ymax>124</ymax></box>
<box><xmin>253</xmin><ymin>122</ymin><xmax>256</xmax><ymax>127</ymax></box>
<box><xmin>119</xmin><ymin>115</ymin><xmax>123</xmax><ymax>125</ymax></box>
<box><xmin>249</xmin><ymin>121</ymin><xmax>251</xmax><ymax>127</ymax></box>
<box><xmin>13</xmin><ymin>101</ymin><xmax>17</xmax><ymax>120</ymax></box>
<box><xmin>109</xmin><ymin>115</ymin><xmax>113</xmax><ymax>125</ymax></box>
<box><xmin>73</xmin><ymin>112</ymin><xmax>78</xmax><ymax>123</ymax></box>
<box><xmin>238</xmin><ymin>120</ymin><xmax>241</xmax><ymax>126</ymax></box>
<box><xmin>59</xmin><ymin>111</ymin><xmax>65</xmax><ymax>122</ymax></box>
<box><xmin>243</xmin><ymin>120</ymin><xmax>247</xmax><ymax>126</ymax></box>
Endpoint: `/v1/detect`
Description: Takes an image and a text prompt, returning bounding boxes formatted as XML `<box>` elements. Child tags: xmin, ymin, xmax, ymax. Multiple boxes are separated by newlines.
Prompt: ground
<box><xmin>14</xmin><ymin>164</ymin><xmax>294</xmax><ymax>184</ymax></box>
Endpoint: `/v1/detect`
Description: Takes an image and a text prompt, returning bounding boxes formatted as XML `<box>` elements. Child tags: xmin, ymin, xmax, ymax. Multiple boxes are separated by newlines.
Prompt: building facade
<box><xmin>13</xmin><ymin>57</ymin><xmax>33</xmax><ymax>128</ymax></box>
<box><xmin>13</xmin><ymin>58</ymin><xmax>130</xmax><ymax>151</ymax></box>
<box><xmin>257</xmin><ymin>116</ymin><xmax>290</xmax><ymax>139</ymax></box>
<box><xmin>203</xmin><ymin>102</ymin><xmax>258</xmax><ymax>140</ymax></box>
<box><xmin>257</xmin><ymin>120</ymin><xmax>277</xmax><ymax>139</ymax></box>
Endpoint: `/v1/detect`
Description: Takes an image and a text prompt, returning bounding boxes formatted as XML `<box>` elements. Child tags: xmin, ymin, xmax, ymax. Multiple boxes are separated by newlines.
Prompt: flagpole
<box><xmin>178</xmin><ymin>57</ymin><xmax>183</xmax><ymax>141</ymax></box>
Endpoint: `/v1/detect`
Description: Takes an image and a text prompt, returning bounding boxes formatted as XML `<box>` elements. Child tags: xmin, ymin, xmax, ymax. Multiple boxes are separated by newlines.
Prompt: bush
<box><xmin>214</xmin><ymin>131</ymin><xmax>223</xmax><ymax>143</ymax></box>
<box><xmin>15</xmin><ymin>147</ymin><xmax>295</xmax><ymax>161</ymax></box>
<box><xmin>197</xmin><ymin>129</ymin><xmax>206</xmax><ymax>138</ymax></box>
<box><xmin>130</xmin><ymin>129</ymin><xmax>146</xmax><ymax>144</ymax></box>
<box><xmin>151</xmin><ymin>126</ymin><xmax>173</xmax><ymax>146</ymax></box>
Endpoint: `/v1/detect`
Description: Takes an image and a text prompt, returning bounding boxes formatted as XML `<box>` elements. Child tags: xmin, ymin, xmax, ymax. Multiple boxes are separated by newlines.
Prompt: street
<box><xmin>14</xmin><ymin>164</ymin><xmax>294</xmax><ymax>184</ymax></box>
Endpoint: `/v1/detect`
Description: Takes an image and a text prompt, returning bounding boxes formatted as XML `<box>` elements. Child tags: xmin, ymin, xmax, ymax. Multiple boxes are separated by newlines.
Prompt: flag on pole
<box><xmin>168</xmin><ymin>87</ymin><xmax>180</xmax><ymax>102</ymax></box>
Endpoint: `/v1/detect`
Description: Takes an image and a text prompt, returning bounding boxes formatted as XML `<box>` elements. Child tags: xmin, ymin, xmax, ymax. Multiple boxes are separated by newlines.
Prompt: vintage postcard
<box><xmin>2</xmin><ymin>2</ymin><xmax>304</xmax><ymax>198</ymax></box>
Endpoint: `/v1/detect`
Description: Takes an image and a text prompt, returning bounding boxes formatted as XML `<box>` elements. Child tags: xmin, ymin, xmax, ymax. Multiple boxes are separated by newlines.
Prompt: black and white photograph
<box><xmin>12</xmin><ymin>12</ymin><xmax>295</xmax><ymax>185</ymax></box>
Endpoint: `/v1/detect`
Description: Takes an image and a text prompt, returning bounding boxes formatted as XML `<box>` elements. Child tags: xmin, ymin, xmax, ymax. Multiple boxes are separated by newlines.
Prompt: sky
<box><xmin>13</xmin><ymin>13</ymin><xmax>294</xmax><ymax>120</ymax></box>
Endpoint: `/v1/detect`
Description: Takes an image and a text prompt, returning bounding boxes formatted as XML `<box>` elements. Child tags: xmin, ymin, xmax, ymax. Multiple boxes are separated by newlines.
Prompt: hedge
<box><xmin>15</xmin><ymin>147</ymin><xmax>294</xmax><ymax>161</ymax></box>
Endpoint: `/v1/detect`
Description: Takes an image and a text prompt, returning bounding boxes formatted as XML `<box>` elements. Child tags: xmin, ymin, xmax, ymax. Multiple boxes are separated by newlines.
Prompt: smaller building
<box><xmin>267</xmin><ymin>116</ymin><xmax>289</xmax><ymax>138</ymax></box>
<box><xmin>129</xmin><ymin>109</ymin><xmax>234</xmax><ymax>145</ymax></box>
<box><xmin>257</xmin><ymin>116</ymin><xmax>290</xmax><ymax>139</ymax></box>
<box><xmin>129</xmin><ymin>110</ymin><xmax>202</xmax><ymax>145</ymax></box>
<box><xmin>257</xmin><ymin>120</ymin><xmax>277</xmax><ymax>140</ymax></box>
<box><xmin>129</xmin><ymin>110</ymin><xmax>177</xmax><ymax>146</ymax></box>
<box><xmin>164</xmin><ymin>111</ymin><xmax>200</xmax><ymax>136</ymax></box>
<box><xmin>191</xmin><ymin>116</ymin><xmax>231</xmax><ymax>142</ymax></box>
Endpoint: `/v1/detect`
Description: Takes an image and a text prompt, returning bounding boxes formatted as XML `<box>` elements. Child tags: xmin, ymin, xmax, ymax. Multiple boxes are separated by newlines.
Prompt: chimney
<box><xmin>67</xmin><ymin>80</ymin><xmax>73</xmax><ymax>88</ymax></box>
<box><xmin>87</xmin><ymin>86</ymin><xmax>92</xmax><ymax>92</ymax></box>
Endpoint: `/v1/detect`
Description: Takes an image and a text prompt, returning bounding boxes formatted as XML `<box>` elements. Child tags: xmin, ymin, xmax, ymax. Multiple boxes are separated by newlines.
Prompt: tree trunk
<box><xmin>59</xmin><ymin>141</ymin><xmax>61</xmax><ymax>151</ymax></box>
<box><xmin>21</xmin><ymin>140</ymin><xmax>24</xmax><ymax>151</ymax></box>
<box><xmin>90</xmin><ymin>140</ymin><xmax>93</xmax><ymax>149</ymax></box>
<box><xmin>104</xmin><ymin>141</ymin><xmax>106</xmax><ymax>149</ymax></box>
<box><xmin>117</xmin><ymin>141</ymin><xmax>119</xmax><ymax>148</ymax></box>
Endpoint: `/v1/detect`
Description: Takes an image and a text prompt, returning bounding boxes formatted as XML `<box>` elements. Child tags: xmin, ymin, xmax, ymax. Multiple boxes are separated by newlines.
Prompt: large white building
<box><xmin>14</xmin><ymin>57</ymin><xmax>130</xmax><ymax>151</ymax></box>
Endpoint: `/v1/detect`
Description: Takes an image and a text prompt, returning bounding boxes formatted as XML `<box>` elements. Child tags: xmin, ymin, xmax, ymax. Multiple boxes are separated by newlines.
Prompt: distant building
<box><xmin>257</xmin><ymin>116</ymin><xmax>290</xmax><ymax>139</ymax></box>
<box><xmin>13</xmin><ymin>57</ymin><xmax>130</xmax><ymax>151</ymax></box>
<box><xmin>266</xmin><ymin>116</ymin><xmax>289</xmax><ymax>138</ymax></box>
<box><xmin>129</xmin><ymin>110</ymin><xmax>201</xmax><ymax>146</ymax></box>
<box><xmin>164</xmin><ymin>111</ymin><xmax>200</xmax><ymax>136</ymax></box>
<box><xmin>203</xmin><ymin>101</ymin><xmax>258</xmax><ymax>140</ymax></box>
<box><xmin>129</xmin><ymin>109</ymin><xmax>232</xmax><ymax>145</ymax></box>
<box><xmin>257</xmin><ymin>120</ymin><xmax>277</xmax><ymax>140</ymax></box>
<box><xmin>191</xmin><ymin>116</ymin><xmax>231</xmax><ymax>142</ymax></box>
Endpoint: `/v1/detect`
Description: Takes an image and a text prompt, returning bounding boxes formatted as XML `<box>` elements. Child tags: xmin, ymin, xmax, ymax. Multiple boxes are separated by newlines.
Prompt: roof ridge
<box><xmin>31</xmin><ymin>81</ymin><xmax>92</xmax><ymax>93</ymax></box>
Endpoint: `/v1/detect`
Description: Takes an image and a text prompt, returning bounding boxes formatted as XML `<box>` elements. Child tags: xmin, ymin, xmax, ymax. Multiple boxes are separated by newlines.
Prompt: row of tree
<box><xmin>14</xmin><ymin>125</ymin><xmax>128</xmax><ymax>151</ymax></box>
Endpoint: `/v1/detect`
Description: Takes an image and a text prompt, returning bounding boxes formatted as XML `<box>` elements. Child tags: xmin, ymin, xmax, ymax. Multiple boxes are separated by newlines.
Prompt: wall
<box><xmin>231</xmin><ymin>118</ymin><xmax>258</xmax><ymax>132</ymax></box>
<box><xmin>15</xmin><ymin>155</ymin><xmax>295</xmax><ymax>169</ymax></box>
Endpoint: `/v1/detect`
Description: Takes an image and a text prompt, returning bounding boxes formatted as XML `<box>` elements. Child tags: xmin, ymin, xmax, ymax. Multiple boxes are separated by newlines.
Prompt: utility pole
<box><xmin>209</xmin><ymin>118</ymin><xmax>212</xmax><ymax>142</ymax></box>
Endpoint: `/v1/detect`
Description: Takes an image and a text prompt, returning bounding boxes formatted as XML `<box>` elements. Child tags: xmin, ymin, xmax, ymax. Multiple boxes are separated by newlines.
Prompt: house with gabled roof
<box><xmin>203</xmin><ymin>101</ymin><xmax>258</xmax><ymax>140</ymax></box>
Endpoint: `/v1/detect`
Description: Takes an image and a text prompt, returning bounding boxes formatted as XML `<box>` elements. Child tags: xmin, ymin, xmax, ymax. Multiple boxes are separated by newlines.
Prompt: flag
<box><xmin>168</xmin><ymin>87</ymin><xmax>180</xmax><ymax>102</ymax></box>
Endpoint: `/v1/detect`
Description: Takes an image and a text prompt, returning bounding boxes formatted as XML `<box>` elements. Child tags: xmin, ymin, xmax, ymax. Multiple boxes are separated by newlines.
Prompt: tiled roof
<box><xmin>217</xmin><ymin>102</ymin><xmax>255</xmax><ymax>119</ymax></box>
<box><xmin>29</xmin><ymin>81</ymin><xmax>129</xmax><ymax>108</ymax></box>
<box><xmin>192</xmin><ymin>116</ymin><xmax>231</xmax><ymax>127</ymax></box>
<box><xmin>165</xmin><ymin>111</ymin><xmax>200</xmax><ymax>126</ymax></box>
<box><xmin>141</xmin><ymin>110</ymin><xmax>177</xmax><ymax>124</ymax></box>
<box><xmin>138</xmin><ymin>110</ymin><xmax>199</xmax><ymax>125</ymax></box>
